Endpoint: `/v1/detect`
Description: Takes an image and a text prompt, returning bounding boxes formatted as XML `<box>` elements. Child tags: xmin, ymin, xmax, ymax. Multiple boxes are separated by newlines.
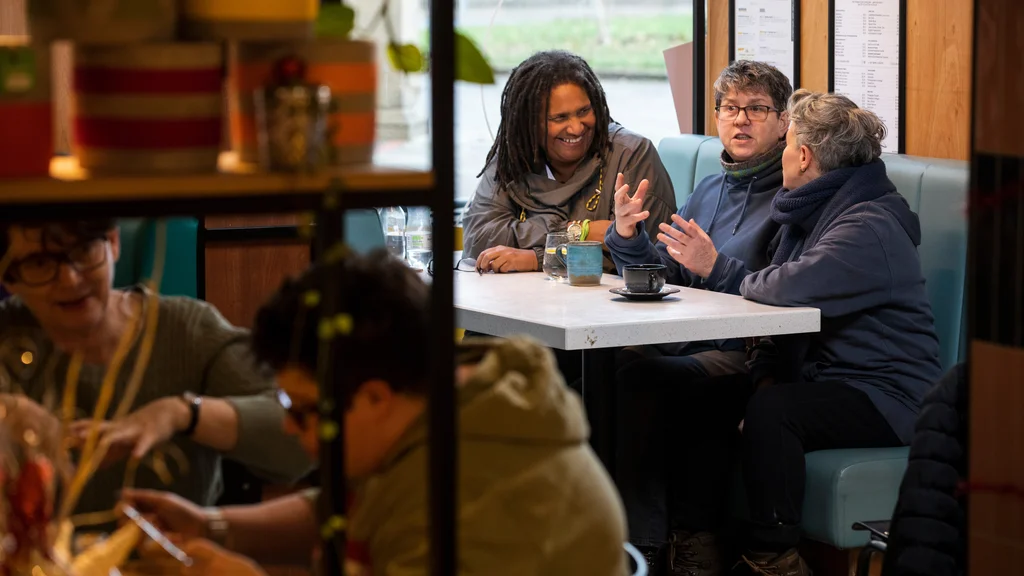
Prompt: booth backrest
<box><xmin>115</xmin><ymin>218</ymin><xmax>198</xmax><ymax>297</ymax></box>
<box><xmin>658</xmin><ymin>135</ymin><xmax>969</xmax><ymax>369</ymax></box>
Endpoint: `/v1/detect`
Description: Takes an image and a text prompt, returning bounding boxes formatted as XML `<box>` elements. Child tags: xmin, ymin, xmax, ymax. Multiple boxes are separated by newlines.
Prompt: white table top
<box><xmin>455</xmin><ymin>272</ymin><xmax>820</xmax><ymax>350</ymax></box>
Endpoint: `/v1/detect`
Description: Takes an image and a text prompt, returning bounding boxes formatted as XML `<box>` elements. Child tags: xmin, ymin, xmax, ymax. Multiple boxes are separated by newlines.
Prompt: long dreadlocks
<box><xmin>479</xmin><ymin>50</ymin><xmax>613</xmax><ymax>190</ymax></box>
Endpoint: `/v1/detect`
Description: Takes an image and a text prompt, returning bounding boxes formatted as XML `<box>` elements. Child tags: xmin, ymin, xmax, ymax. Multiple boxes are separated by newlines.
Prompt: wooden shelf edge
<box><xmin>0</xmin><ymin>153</ymin><xmax>434</xmax><ymax>205</ymax></box>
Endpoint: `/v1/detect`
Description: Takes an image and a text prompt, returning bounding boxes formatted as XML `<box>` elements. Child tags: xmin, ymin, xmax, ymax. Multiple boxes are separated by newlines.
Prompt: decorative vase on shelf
<box><xmin>253</xmin><ymin>56</ymin><xmax>334</xmax><ymax>173</ymax></box>
<box><xmin>231</xmin><ymin>39</ymin><xmax>376</xmax><ymax>167</ymax></box>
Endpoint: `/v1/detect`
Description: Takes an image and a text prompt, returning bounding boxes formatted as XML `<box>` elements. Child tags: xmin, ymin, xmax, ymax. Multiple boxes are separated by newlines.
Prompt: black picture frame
<box><xmin>728</xmin><ymin>0</ymin><xmax>802</xmax><ymax>89</ymax></box>
<box><xmin>694</xmin><ymin>0</ymin><xmax>707</xmax><ymax>134</ymax></box>
<box><xmin>828</xmin><ymin>0</ymin><xmax>907</xmax><ymax>154</ymax></box>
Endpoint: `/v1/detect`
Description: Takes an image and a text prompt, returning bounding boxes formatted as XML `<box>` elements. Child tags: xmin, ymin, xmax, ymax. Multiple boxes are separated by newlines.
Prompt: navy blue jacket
<box><xmin>605</xmin><ymin>157</ymin><xmax>783</xmax><ymax>354</ymax></box>
<box><xmin>740</xmin><ymin>161</ymin><xmax>943</xmax><ymax>442</ymax></box>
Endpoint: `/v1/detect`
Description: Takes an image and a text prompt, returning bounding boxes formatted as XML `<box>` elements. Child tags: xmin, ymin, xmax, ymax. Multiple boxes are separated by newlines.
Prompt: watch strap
<box><xmin>567</xmin><ymin>220</ymin><xmax>583</xmax><ymax>241</ymax></box>
<box><xmin>204</xmin><ymin>507</ymin><xmax>230</xmax><ymax>548</ymax></box>
<box><xmin>182</xmin><ymin>392</ymin><xmax>202</xmax><ymax>437</ymax></box>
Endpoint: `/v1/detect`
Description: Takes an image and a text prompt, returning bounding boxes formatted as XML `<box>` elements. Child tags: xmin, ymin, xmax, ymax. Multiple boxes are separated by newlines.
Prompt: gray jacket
<box><xmin>462</xmin><ymin>123</ymin><xmax>677</xmax><ymax>273</ymax></box>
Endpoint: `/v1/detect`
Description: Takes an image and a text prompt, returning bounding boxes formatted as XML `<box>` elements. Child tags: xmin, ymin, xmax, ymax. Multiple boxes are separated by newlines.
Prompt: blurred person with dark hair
<box><xmin>882</xmin><ymin>363</ymin><xmax>967</xmax><ymax>576</ymax></box>
<box><xmin>123</xmin><ymin>249</ymin><xmax>628</xmax><ymax>576</ymax></box>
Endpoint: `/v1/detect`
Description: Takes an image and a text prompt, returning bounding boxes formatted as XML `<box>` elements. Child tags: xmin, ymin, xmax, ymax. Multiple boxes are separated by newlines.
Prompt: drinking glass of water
<box><xmin>543</xmin><ymin>232</ymin><xmax>569</xmax><ymax>280</ymax></box>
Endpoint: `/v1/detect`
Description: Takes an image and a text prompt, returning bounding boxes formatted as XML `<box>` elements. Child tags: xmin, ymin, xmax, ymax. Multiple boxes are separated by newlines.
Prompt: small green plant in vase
<box><xmin>317</xmin><ymin>0</ymin><xmax>495</xmax><ymax>85</ymax></box>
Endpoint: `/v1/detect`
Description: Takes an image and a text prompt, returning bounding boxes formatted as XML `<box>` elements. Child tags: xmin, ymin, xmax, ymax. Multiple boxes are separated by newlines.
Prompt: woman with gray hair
<box><xmin>618</xmin><ymin>89</ymin><xmax>943</xmax><ymax>576</ymax></box>
<box><xmin>719</xmin><ymin>89</ymin><xmax>943</xmax><ymax>574</ymax></box>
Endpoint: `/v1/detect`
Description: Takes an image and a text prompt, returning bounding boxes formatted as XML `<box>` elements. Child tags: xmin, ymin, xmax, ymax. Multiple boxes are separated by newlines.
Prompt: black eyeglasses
<box><xmin>454</xmin><ymin>257</ymin><xmax>481</xmax><ymax>275</ymax></box>
<box><xmin>715</xmin><ymin>105</ymin><xmax>781</xmax><ymax>122</ymax></box>
<box><xmin>419</xmin><ymin>258</ymin><xmax>478</xmax><ymax>277</ymax></box>
<box><xmin>6</xmin><ymin>239</ymin><xmax>108</xmax><ymax>287</ymax></box>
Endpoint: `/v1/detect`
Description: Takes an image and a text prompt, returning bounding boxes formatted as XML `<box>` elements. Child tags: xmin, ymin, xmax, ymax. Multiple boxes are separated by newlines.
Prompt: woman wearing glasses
<box><xmin>0</xmin><ymin>220</ymin><xmax>310</xmax><ymax>524</ymax></box>
<box><xmin>607</xmin><ymin>60</ymin><xmax>795</xmax><ymax>572</ymax></box>
<box><xmin>461</xmin><ymin>50</ymin><xmax>677</xmax><ymax>273</ymax></box>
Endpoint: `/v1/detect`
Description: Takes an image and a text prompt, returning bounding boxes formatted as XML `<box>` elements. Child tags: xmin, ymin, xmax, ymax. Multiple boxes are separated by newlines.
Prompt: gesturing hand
<box><xmin>656</xmin><ymin>214</ymin><xmax>719</xmax><ymax>278</ymax></box>
<box><xmin>613</xmin><ymin>172</ymin><xmax>651</xmax><ymax>240</ymax></box>
<box><xmin>120</xmin><ymin>488</ymin><xmax>210</xmax><ymax>542</ymax></box>
<box><xmin>70</xmin><ymin>396</ymin><xmax>189</xmax><ymax>464</ymax></box>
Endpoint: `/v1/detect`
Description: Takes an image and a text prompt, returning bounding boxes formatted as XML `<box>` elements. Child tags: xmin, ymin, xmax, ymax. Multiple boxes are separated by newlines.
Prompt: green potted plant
<box><xmin>317</xmin><ymin>0</ymin><xmax>495</xmax><ymax>84</ymax></box>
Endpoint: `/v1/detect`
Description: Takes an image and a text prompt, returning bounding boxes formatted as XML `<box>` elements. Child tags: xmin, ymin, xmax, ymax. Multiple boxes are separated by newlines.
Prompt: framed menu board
<box><xmin>729</xmin><ymin>0</ymin><xmax>800</xmax><ymax>90</ymax></box>
<box><xmin>829</xmin><ymin>0</ymin><xmax>907</xmax><ymax>153</ymax></box>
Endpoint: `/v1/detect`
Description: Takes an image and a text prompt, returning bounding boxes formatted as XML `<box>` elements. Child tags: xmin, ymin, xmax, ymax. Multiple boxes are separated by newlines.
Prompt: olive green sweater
<box><xmin>0</xmin><ymin>291</ymin><xmax>312</xmax><ymax>518</ymax></box>
<box><xmin>307</xmin><ymin>336</ymin><xmax>628</xmax><ymax>576</ymax></box>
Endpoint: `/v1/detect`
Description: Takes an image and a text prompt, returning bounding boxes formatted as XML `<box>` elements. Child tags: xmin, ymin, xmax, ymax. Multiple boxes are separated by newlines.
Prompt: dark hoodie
<box><xmin>740</xmin><ymin>160</ymin><xmax>943</xmax><ymax>443</ymax></box>
<box><xmin>604</xmin><ymin>141</ymin><xmax>785</xmax><ymax>354</ymax></box>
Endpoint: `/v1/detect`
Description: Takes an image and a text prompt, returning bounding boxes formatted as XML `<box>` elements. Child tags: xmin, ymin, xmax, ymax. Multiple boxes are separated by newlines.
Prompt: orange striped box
<box><xmin>0</xmin><ymin>41</ymin><xmax>52</xmax><ymax>178</ymax></box>
<box><xmin>230</xmin><ymin>39</ymin><xmax>377</xmax><ymax>167</ymax></box>
<box><xmin>73</xmin><ymin>43</ymin><xmax>224</xmax><ymax>175</ymax></box>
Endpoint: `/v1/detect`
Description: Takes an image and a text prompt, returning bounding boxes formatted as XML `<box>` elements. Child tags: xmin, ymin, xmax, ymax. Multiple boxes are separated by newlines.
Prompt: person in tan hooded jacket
<box><xmin>122</xmin><ymin>249</ymin><xmax>628</xmax><ymax>576</ymax></box>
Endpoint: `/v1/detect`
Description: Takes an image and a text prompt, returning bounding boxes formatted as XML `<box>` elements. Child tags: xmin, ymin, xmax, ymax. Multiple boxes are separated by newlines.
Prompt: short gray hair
<box><xmin>788</xmin><ymin>89</ymin><xmax>887</xmax><ymax>173</ymax></box>
<box><xmin>713</xmin><ymin>60</ymin><xmax>793</xmax><ymax>111</ymax></box>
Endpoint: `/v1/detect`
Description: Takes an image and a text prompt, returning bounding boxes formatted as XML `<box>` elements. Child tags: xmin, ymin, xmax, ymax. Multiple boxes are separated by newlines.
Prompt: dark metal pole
<box><xmin>692</xmin><ymin>0</ymin><xmax>706</xmax><ymax>135</ymax></box>
<box><xmin>316</xmin><ymin>184</ymin><xmax>347</xmax><ymax>576</ymax></box>
<box><xmin>428</xmin><ymin>0</ymin><xmax>457</xmax><ymax>574</ymax></box>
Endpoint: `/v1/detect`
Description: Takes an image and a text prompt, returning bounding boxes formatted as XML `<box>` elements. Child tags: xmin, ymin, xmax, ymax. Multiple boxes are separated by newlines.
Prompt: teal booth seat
<box><xmin>658</xmin><ymin>135</ymin><xmax>968</xmax><ymax>549</ymax></box>
<box><xmin>115</xmin><ymin>218</ymin><xmax>199</xmax><ymax>298</ymax></box>
<box><xmin>342</xmin><ymin>209</ymin><xmax>386</xmax><ymax>253</ymax></box>
<box><xmin>113</xmin><ymin>210</ymin><xmax>385</xmax><ymax>298</ymax></box>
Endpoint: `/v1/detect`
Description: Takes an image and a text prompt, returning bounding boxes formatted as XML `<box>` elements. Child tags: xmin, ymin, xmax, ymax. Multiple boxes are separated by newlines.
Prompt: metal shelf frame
<box><xmin>0</xmin><ymin>0</ymin><xmax>459</xmax><ymax>573</ymax></box>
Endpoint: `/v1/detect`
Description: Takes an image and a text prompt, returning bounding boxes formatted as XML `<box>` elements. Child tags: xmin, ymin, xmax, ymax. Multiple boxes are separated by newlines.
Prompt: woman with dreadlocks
<box><xmin>463</xmin><ymin>50</ymin><xmax>677</xmax><ymax>273</ymax></box>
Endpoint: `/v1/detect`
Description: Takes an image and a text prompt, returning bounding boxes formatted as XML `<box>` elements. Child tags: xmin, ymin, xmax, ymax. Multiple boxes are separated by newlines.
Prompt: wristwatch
<box><xmin>204</xmin><ymin>507</ymin><xmax>230</xmax><ymax>547</ymax></box>
<box><xmin>182</xmin><ymin>391</ymin><xmax>202</xmax><ymax>437</ymax></box>
<box><xmin>567</xmin><ymin>220</ymin><xmax>583</xmax><ymax>241</ymax></box>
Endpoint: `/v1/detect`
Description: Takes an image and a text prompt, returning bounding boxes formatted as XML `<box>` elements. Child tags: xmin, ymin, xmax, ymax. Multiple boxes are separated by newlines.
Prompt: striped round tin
<box><xmin>229</xmin><ymin>39</ymin><xmax>376</xmax><ymax>166</ymax></box>
<box><xmin>72</xmin><ymin>43</ymin><xmax>224</xmax><ymax>175</ymax></box>
<box><xmin>182</xmin><ymin>0</ymin><xmax>318</xmax><ymax>41</ymax></box>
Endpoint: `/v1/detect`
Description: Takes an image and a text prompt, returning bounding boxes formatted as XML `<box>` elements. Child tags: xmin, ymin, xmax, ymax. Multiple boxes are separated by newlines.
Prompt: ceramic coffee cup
<box><xmin>623</xmin><ymin>264</ymin><xmax>667</xmax><ymax>293</ymax></box>
<box><xmin>565</xmin><ymin>241</ymin><xmax>603</xmax><ymax>286</ymax></box>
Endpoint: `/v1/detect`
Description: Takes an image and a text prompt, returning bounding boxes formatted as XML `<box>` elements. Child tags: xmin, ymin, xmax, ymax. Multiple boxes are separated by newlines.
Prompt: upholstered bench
<box><xmin>657</xmin><ymin>135</ymin><xmax>968</xmax><ymax>550</ymax></box>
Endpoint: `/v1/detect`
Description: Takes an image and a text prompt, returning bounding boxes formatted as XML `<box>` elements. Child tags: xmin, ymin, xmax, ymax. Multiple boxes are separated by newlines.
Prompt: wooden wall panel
<box><xmin>800</xmin><ymin>0</ymin><xmax>829</xmax><ymax>92</ymax></box>
<box><xmin>0</xmin><ymin>0</ymin><xmax>26</xmax><ymax>35</ymax></box>
<box><xmin>968</xmin><ymin>0</ymin><xmax>1024</xmax><ymax>572</ymax></box>
<box><xmin>906</xmin><ymin>0</ymin><xmax>972</xmax><ymax>160</ymax></box>
<box><xmin>205</xmin><ymin>214</ymin><xmax>305</xmax><ymax>229</ymax></box>
<box><xmin>203</xmin><ymin>217</ymin><xmax>310</xmax><ymax>329</ymax></box>
<box><xmin>972</xmin><ymin>0</ymin><xmax>1024</xmax><ymax>157</ymax></box>
<box><xmin>969</xmin><ymin>342</ymin><xmax>1024</xmax><ymax>574</ymax></box>
<box><xmin>204</xmin><ymin>242</ymin><xmax>310</xmax><ymax>328</ymax></box>
<box><xmin>706</xmin><ymin>0</ymin><xmax>731</xmax><ymax>136</ymax></box>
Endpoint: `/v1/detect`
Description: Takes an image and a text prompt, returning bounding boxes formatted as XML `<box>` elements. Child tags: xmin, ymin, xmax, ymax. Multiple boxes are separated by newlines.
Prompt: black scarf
<box><xmin>769</xmin><ymin>159</ymin><xmax>891</xmax><ymax>265</ymax></box>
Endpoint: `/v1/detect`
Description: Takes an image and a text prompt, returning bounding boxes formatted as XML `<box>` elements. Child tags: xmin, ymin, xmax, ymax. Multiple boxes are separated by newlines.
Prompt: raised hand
<box><xmin>656</xmin><ymin>214</ymin><xmax>719</xmax><ymax>278</ymax></box>
<box><xmin>613</xmin><ymin>172</ymin><xmax>651</xmax><ymax>239</ymax></box>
